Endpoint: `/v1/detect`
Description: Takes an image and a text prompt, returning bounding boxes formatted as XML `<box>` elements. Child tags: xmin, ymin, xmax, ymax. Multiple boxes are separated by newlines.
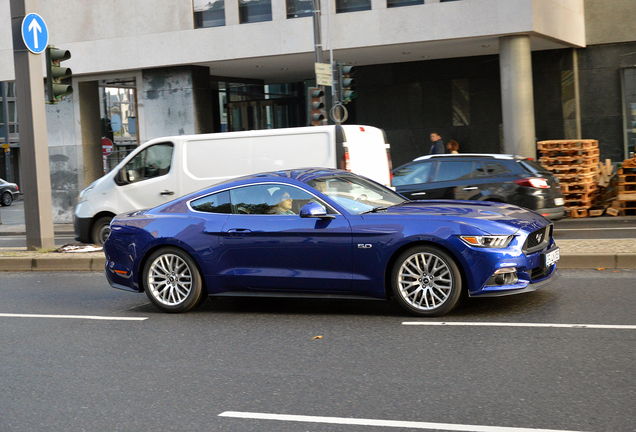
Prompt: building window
<box><xmin>387</xmin><ymin>0</ymin><xmax>423</xmax><ymax>8</ymax></box>
<box><xmin>452</xmin><ymin>79</ymin><xmax>470</xmax><ymax>126</ymax></box>
<box><xmin>0</xmin><ymin>82</ymin><xmax>18</xmax><ymax>138</ymax></box>
<box><xmin>193</xmin><ymin>0</ymin><xmax>225</xmax><ymax>28</ymax></box>
<box><xmin>239</xmin><ymin>0</ymin><xmax>272</xmax><ymax>23</ymax></box>
<box><xmin>287</xmin><ymin>0</ymin><xmax>313</xmax><ymax>18</ymax></box>
<box><xmin>336</xmin><ymin>0</ymin><xmax>371</xmax><ymax>13</ymax></box>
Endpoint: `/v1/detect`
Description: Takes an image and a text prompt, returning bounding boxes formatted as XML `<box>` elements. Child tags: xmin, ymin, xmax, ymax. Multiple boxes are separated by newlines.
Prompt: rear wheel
<box><xmin>1</xmin><ymin>192</ymin><xmax>12</xmax><ymax>206</ymax></box>
<box><xmin>142</xmin><ymin>247</ymin><xmax>206</xmax><ymax>313</ymax></box>
<box><xmin>391</xmin><ymin>245</ymin><xmax>462</xmax><ymax>317</ymax></box>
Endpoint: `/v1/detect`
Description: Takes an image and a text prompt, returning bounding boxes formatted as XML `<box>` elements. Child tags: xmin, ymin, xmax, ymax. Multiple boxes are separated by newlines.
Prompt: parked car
<box><xmin>0</xmin><ymin>178</ymin><xmax>19</xmax><ymax>206</ymax></box>
<box><xmin>103</xmin><ymin>168</ymin><xmax>560</xmax><ymax>317</ymax></box>
<box><xmin>392</xmin><ymin>154</ymin><xmax>566</xmax><ymax>220</ymax></box>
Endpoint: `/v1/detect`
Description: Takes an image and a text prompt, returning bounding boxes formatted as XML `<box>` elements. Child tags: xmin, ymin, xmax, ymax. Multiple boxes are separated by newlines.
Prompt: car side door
<box><xmin>220</xmin><ymin>183</ymin><xmax>353</xmax><ymax>293</ymax></box>
<box><xmin>426</xmin><ymin>159</ymin><xmax>478</xmax><ymax>200</ymax></box>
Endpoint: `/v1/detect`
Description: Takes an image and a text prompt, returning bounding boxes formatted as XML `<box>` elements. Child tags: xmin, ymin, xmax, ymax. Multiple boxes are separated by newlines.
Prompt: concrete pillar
<box><xmin>78</xmin><ymin>81</ymin><xmax>103</xmax><ymax>187</ymax></box>
<box><xmin>499</xmin><ymin>35</ymin><xmax>536</xmax><ymax>158</ymax></box>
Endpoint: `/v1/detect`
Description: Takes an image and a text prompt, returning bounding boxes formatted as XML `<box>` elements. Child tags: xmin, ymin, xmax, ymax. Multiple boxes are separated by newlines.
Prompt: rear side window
<box><xmin>190</xmin><ymin>191</ymin><xmax>231</xmax><ymax>214</ymax></box>
<box><xmin>519</xmin><ymin>159</ymin><xmax>550</xmax><ymax>175</ymax></box>
<box><xmin>477</xmin><ymin>162</ymin><xmax>511</xmax><ymax>177</ymax></box>
<box><xmin>392</xmin><ymin>162</ymin><xmax>434</xmax><ymax>186</ymax></box>
<box><xmin>434</xmin><ymin>161</ymin><xmax>475</xmax><ymax>182</ymax></box>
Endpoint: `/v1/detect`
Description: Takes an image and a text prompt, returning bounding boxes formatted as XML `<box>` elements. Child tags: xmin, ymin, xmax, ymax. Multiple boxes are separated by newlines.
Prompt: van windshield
<box><xmin>306</xmin><ymin>174</ymin><xmax>405</xmax><ymax>215</ymax></box>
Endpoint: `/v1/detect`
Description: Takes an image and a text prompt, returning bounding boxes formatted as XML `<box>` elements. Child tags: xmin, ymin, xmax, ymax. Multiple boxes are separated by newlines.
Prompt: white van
<box><xmin>74</xmin><ymin>124</ymin><xmax>392</xmax><ymax>244</ymax></box>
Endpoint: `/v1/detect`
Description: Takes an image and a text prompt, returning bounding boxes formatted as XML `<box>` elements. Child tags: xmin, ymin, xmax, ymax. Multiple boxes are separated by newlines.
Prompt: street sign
<box><xmin>315</xmin><ymin>62</ymin><xmax>332</xmax><ymax>87</ymax></box>
<box><xmin>21</xmin><ymin>13</ymin><xmax>49</xmax><ymax>54</ymax></box>
<box><xmin>102</xmin><ymin>138</ymin><xmax>114</xmax><ymax>156</ymax></box>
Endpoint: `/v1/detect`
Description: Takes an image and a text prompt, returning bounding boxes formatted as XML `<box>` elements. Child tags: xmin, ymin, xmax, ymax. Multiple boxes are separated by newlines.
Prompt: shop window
<box><xmin>287</xmin><ymin>0</ymin><xmax>313</xmax><ymax>18</ymax></box>
<box><xmin>452</xmin><ymin>79</ymin><xmax>470</xmax><ymax>127</ymax></box>
<box><xmin>336</xmin><ymin>0</ymin><xmax>371</xmax><ymax>13</ymax></box>
<box><xmin>193</xmin><ymin>0</ymin><xmax>226</xmax><ymax>28</ymax></box>
<box><xmin>240</xmin><ymin>0</ymin><xmax>272</xmax><ymax>23</ymax></box>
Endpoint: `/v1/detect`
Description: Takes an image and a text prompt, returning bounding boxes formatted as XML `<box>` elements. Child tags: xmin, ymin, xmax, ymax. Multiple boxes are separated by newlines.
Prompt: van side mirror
<box><xmin>300</xmin><ymin>202</ymin><xmax>335</xmax><ymax>219</ymax></box>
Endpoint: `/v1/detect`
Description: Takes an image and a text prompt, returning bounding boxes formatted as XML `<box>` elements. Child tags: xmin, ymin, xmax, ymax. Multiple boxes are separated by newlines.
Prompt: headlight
<box><xmin>78</xmin><ymin>182</ymin><xmax>97</xmax><ymax>203</ymax></box>
<box><xmin>459</xmin><ymin>235</ymin><xmax>514</xmax><ymax>248</ymax></box>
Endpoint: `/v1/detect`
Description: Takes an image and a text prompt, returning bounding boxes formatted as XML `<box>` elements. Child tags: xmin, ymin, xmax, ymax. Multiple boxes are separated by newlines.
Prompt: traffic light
<box><xmin>338</xmin><ymin>64</ymin><xmax>356</xmax><ymax>104</ymax></box>
<box><xmin>45</xmin><ymin>46</ymin><xmax>73</xmax><ymax>104</ymax></box>
<box><xmin>308</xmin><ymin>87</ymin><xmax>326</xmax><ymax>126</ymax></box>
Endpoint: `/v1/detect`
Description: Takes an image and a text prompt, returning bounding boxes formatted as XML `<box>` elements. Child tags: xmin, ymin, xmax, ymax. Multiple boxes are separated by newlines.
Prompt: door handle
<box><xmin>160</xmin><ymin>190</ymin><xmax>175</xmax><ymax>196</ymax></box>
<box><xmin>462</xmin><ymin>187</ymin><xmax>478</xmax><ymax>191</ymax></box>
<box><xmin>227</xmin><ymin>228</ymin><xmax>252</xmax><ymax>236</ymax></box>
<box><xmin>411</xmin><ymin>192</ymin><xmax>427</xmax><ymax>196</ymax></box>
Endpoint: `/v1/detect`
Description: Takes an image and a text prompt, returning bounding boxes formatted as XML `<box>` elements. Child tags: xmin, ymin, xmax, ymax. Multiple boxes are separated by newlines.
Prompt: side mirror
<box><xmin>300</xmin><ymin>202</ymin><xmax>335</xmax><ymax>219</ymax></box>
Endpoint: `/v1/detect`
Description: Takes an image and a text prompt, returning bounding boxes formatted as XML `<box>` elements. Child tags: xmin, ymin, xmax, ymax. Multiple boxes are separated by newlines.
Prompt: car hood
<box><xmin>381</xmin><ymin>200</ymin><xmax>548</xmax><ymax>235</ymax></box>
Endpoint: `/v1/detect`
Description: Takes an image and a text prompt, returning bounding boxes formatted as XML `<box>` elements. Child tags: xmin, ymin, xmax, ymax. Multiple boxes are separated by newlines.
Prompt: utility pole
<box><xmin>10</xmin><ymin>0</ymin><xmax>55</xmax><ymax>250</ymax></box>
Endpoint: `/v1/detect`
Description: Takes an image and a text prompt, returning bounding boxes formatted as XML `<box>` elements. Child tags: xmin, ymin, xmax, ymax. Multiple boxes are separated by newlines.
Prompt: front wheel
<box><xmin>142</xmin><ymin>247</ymin><xmax>206</xmax><ymax>313</ymax></box>
<box><xmin>391</xmin><ymin>245</ymin><xmax>462</xmax><ymax>317</ymax></box>
<box><xmin>1</xmin><ymin>192</ymin><xmax>12</xmax><ymax>206</ymax></box>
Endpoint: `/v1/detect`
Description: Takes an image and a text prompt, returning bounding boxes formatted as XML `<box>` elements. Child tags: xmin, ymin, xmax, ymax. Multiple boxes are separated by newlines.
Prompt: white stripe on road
<box><xmin>218</xmin><ymin>411</ymin><xmax>587</xmax><ymax>432</ymax></box>
<box><xmin>402</xmin><ymin>322</ymin><xmax>636</xmax><ymax>330</ymax></box>
<box><xmin>556</xmin><ymin>227</ymin><xmax>636</xmax><ymax>231</ymax></box>
<box><xmin>0</xmin><ymin>313</ymin><xmax>147</xmax><ymax>321</ymax></box>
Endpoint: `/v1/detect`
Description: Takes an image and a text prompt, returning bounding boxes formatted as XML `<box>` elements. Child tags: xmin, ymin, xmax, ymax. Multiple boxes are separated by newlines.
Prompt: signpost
<box><xmin>11</xmin><ymin>0</ymin><xmax>55</xmax><ymax>250</ymax></box>
<box><xmin>102</xmin><ymin>138</ymin><xmax>113</xmax><ymax>174</ymax></box>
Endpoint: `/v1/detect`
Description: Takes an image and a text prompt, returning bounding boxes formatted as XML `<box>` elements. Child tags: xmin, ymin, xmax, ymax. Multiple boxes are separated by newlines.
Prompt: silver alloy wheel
<box><xmin>2</xmin><ymin>192</ymin><xmax>12</xmax><ymax>206</ymax></box>
<box><xmin>147</xmin><ymin>253</ymin><xmax>193</xmax><ymax>306</ymax></box>
<box><xmin>397</xmin><ymin>251</ymin><xmax>453</xmax><ymax>311</ymax></box>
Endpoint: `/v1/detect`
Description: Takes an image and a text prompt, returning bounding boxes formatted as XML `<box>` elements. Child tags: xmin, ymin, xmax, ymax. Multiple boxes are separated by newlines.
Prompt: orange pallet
<box><xmin>537</xmin><ymin>140</ymin><xmax>598</xmax><ymax>151</ymax></box>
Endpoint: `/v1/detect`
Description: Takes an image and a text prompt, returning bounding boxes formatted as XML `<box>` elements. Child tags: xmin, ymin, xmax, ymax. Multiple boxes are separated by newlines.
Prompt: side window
<box><xmin>434</xmin><ymin>161</ymin><xmax>475</xmax><ymax>182</ymax></box>
<box><xmin>229</xmin><ymin>184</ymin><xmax>322</xmax><ymax>215</ymax></box>
<box><xmin>117</xmin><ymin>143</ymin><xmax>174</xmax><ymax>185</ymax></box>
<box><xmin>482</xmin><ymin>162</ymin><xmax>511</xmax><ymax>177</ymax></box>
<box><xmin>392</xmin><ymin>162</ymin><xmax>434</xmax><ymax>186</ymax></box>
<box><xmin>190</xmin><ymin>191</ymin><xmax>231</xmax><ymax>214</ymax></box>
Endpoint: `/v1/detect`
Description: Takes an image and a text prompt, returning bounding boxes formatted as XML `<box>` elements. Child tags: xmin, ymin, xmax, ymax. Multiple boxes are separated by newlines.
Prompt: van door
<box><xmin>115</xmin><ymin>142</ymin><xmax>178</xmax><ymax>211</ymax></box>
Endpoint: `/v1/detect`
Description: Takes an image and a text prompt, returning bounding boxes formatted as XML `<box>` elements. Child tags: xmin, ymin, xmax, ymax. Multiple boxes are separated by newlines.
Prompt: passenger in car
<box><xmin>270</xmin><ymin>189</ymin><xmax>295</xmax><ymax>215</ymax></box>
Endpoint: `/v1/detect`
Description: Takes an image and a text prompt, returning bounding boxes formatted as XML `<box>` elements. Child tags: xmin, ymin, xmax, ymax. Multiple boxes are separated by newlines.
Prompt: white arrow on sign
<box><xmin>28</xmin><ymin>18</ymin><xmax>42</xmax><ymax>50</ymax></box>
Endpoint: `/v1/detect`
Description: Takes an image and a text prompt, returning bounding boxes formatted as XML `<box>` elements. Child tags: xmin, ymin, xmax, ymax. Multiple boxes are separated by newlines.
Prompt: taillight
<box><xmin>515</xmin><ymin>178</ymin><xmax>550</xmax><ymax>189</ymax></box>
<box><xmin>340</xmin><ymin>151</ymin><xmax>351</xmax><ymax>171</ymax></box>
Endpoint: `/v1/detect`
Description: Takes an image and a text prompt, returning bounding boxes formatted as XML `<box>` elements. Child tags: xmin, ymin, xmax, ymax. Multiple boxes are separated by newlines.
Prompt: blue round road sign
<box><xmin>21</xmin><ymin>13</ymin><xmax>49</xmax><ymax>54</ymax></box>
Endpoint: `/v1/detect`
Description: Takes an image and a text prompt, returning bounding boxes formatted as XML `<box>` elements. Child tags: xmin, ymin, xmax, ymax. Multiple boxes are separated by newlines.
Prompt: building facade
<box><xmin>1</xmin><ymin>0</ymin><xmax>633</xmax><ymax>222</ymax></box>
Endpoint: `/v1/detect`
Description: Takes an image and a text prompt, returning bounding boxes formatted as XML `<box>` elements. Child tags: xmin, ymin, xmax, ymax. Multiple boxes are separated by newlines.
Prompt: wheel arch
<box><xmin>383</xmin><ymin>240</ymin><xmax>469</xmax><ymax>300</ymax></box>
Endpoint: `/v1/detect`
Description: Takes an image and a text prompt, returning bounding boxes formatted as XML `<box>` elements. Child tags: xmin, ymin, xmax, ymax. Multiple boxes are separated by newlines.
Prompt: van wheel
<box><xmin>91</xmin><ymin>216</ymin><xmax>113</xmax><ymax>245</ymax></box>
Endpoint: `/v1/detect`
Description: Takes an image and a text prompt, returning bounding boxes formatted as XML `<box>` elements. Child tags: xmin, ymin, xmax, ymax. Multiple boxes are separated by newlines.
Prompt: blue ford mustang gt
<box><xmin>103</xmin><ymin>168</ymin><xmax>560</xmax><ymax>317</ymax></box>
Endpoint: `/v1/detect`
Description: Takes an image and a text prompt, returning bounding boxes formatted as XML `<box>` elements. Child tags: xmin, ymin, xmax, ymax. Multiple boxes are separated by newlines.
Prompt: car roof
<box><xmin>215</xmin><ymin>167</ymin><xmax>350</xmax><ymax>186</ymax></box>
<box><xmin>413</xmin><ymin>154</ymin><xmax>526</xmax><ymax>162</ymax></box>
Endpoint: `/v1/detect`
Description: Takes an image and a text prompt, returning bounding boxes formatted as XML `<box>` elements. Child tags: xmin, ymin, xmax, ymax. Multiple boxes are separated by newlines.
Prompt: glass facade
<box><xmin>0</xmin><ymin>82</ymin><xmax>18</xmax><ymax>139</ymax></box>
<box><xmin>387</xmin><ymin>0</ymin><xmax>423</xmax><ymax>8</ymax></box>
<box><xmin>193</xmin><ymin>0</ymin><xmax>226</xmax><ymax>28</ymax></box>
<box><xmin>100</xmin><ymin>80</ymin><xmax>139</xmax><ymax>173</ymax></box>
<box><xmin>622</xmin><ymin>68</ymin><xmax>636</xmax><ymax>159</ymax></box>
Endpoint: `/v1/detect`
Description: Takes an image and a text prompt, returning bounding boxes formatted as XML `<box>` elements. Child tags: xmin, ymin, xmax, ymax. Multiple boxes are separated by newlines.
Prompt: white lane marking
<box><xmin>218</xmin><ymin>411</ymin><xmax>587</xmax><ymax>432</ymax></box>
<box><xmin>0</xmin><ymin>313</ymin><xmax>147</xmax><ymax>321</ymax></box>
<box><xmin>402</xmin><ymin>322</ymin><xmax>636</xmax><ymax>330</ymax></box>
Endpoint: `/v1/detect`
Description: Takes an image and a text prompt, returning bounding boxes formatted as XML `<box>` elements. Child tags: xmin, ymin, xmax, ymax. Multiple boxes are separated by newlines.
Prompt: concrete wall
<box><xmin>585</xmin><ymin>0</ymin><xmax>636</xmax><ymax>45</ymax></box>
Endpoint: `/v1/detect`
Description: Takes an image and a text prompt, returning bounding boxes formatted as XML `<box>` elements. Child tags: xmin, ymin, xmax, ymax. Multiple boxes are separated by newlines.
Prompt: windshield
<box><xmin>306</xmin><ymin>174</ymin><xmax>406</xmax><ymax>215</ymax></box>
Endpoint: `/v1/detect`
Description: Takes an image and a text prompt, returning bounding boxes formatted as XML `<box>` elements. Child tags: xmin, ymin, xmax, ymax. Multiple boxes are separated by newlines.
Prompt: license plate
<box><xmin>554</xmin><ymin>197</ymin><xmax>565</xmax><ymax>206</ymax></box>
<box><xmin>543</xmin><ymin>248</ymin><xmax>560</xmax><ymax>267</ymax></box>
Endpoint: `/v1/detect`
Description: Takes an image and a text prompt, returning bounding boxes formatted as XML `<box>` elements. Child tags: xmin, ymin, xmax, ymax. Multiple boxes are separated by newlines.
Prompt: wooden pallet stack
<box><xmin>537</xmin><ymin>139</ymin><xmax>601</xmax><ymax>218</ymax></box>
<box><xmin>607</xmin><ymin>157</ymin><xmax>636</xmax><ymax>216</ymax></box>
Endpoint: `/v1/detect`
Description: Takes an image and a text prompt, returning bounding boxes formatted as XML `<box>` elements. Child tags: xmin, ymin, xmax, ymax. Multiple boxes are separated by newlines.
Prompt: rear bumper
<box><xmin>537</xmin><ymin>206</ymin><xmax>566</xmax><ymax>221</ymax></box>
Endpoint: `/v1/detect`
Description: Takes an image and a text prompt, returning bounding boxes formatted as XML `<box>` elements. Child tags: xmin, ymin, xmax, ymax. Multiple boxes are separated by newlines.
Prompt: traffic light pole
<box><xmin>10</xmin><ymin>0</ymin><xmax>55</xmax><ymax>250</ymax></box>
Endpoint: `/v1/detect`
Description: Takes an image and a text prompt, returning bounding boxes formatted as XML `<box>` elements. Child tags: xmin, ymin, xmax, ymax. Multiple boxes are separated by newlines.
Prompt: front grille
<box><xmin>523</xmin><ymin>226</ymin><xmax>551</xmax><ymax>254</ymax></box>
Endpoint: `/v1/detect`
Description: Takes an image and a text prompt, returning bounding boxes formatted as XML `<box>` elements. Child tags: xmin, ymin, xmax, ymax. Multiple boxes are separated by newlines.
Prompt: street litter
<box><xmin>56</xmin><ymin>244</ymin><xmax>103</xmax><ymax>253</ymax></box>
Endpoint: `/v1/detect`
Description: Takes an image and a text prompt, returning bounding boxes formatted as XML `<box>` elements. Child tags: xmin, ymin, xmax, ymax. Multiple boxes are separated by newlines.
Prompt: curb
<box><xmin>0</xmin><ymin>254</ymin><xmax>634</xmax><ymax>272</ymax></box>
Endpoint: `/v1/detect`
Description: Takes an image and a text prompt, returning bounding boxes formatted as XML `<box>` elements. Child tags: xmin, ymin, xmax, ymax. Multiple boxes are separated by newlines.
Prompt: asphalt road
<box><xmin>0</xmin><ymin>270</ymin><xmax>634</xmax><ymax>432</ymax></box>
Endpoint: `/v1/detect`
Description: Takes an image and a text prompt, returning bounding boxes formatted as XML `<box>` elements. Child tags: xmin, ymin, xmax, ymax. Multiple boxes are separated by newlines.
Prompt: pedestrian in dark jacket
<box><xmin>429</xmin><ymin>132</ymin><xmax>445</xmax><ymax>154</ymax></box>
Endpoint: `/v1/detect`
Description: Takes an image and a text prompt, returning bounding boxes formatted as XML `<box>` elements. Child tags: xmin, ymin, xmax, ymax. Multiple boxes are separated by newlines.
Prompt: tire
<box><xmin>142</xmin><ymin>247</ymin><xmax>206</xmax><ymax>313</ymax></box>
<box><xmin>91</xmin><ymin>216</ymin><xmax>113</xmax><ymax>245</ymax></box>
<box><xmin>391</xmin><ymin>245</ymin><xmax>462</xmax><ymax>317</ymax></box>
<box><xmin>1</xmin><ymin>192</ymin><xmax>12</xmax><ymax>207</ymax></box>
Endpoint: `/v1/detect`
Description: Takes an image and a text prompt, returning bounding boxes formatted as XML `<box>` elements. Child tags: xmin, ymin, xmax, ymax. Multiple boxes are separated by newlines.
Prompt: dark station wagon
<box><xmin>392</xmin><ymin>154</ymin><xmax>566</xmax><ymax>220</ymax></box>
